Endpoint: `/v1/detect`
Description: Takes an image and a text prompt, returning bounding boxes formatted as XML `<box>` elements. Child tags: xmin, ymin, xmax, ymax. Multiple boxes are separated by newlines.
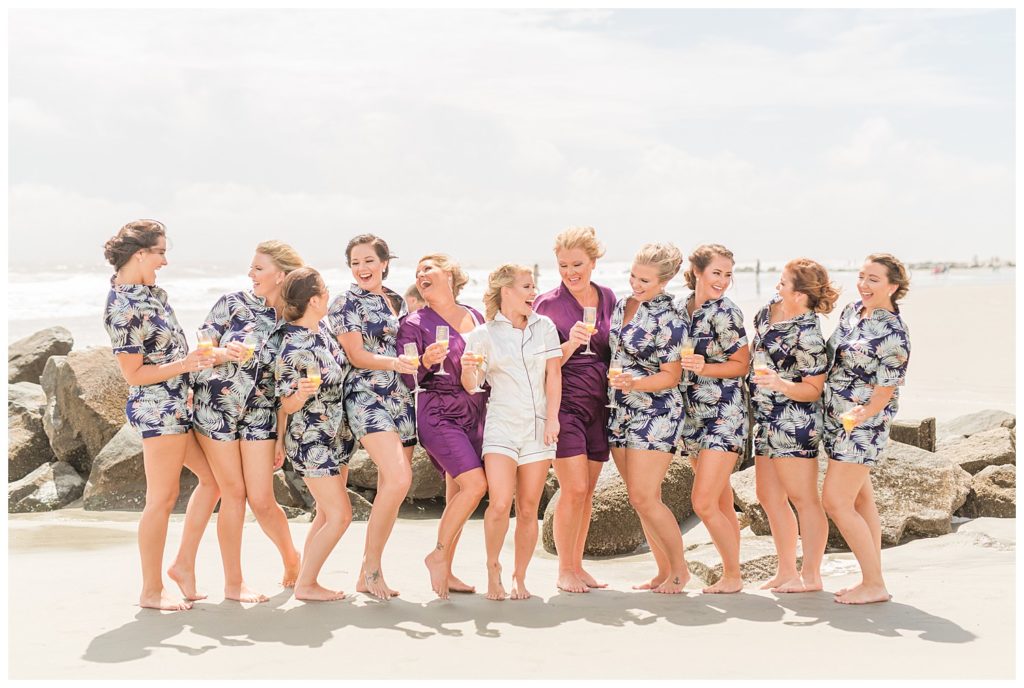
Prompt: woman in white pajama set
<box><xmin>462</xmin><ymin>264</ymin><xmax>562</xmax><ymax>602</ymax></box>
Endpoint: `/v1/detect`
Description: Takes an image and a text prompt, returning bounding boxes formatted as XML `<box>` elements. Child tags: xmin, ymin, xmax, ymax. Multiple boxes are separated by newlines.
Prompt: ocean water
<box><xmin>6</xmin><ymin>263</ymin><xmax>1015</xmax><ymax>350</ymax></box>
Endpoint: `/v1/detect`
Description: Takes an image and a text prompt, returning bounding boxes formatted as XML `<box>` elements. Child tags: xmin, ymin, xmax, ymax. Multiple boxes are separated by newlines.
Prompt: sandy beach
<box><xmin>7</xmin><ymin>508</ymin><xmax>1015</xmax><ymax>680</ymax></box>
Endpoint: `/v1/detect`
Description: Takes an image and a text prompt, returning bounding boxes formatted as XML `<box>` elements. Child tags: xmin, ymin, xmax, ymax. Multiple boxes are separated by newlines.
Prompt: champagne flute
<box><xmin>580</xmin><ymin>307</ymin><xmax>597</xmax><ymax>355</ymax></box>
<box><xmin>680</xmin><ymin>336</ymin><xmax>695</xmax><ymax>383</ymax></box>
<box><xmin>841</xmin><ymin>410</ymin><xmax>857</xmax><ymax>434</ymax></box>
<box><xmin>197</xmin><ymin>327</ymin><xmax>217</xmax><ymax>379</ymax></box>
<box><xmin>403</xmin><ymin>342</ymin><xmax>423</xmax><ymax>392</ymax></box>
<box><xmin>241</xmin><ymin>333</ymin><xmax>258</xmax><ymax>365</ymax></box>
<box><xmin>435</xmin><ymin>326</ymin><xmax>450</xmax><ymax>376</ymax></box>
<box><xmin>306</xmin><ymin>362</ymin><xmax>323</xmax><ymax>414</ymax></box>
<box><xmin>753</xmin><ymin>349</ymin><xmax>770</xmax><ymax>378</ymax></box>
<box><xmin>465</xmin><ymin>340</ymin><xmax>486</xmax><ymax>393</ymax></box>
<box><xmin>606</xmin><ymin>356</ymin><xmax>627</xmax><ymax>409</ymax></box>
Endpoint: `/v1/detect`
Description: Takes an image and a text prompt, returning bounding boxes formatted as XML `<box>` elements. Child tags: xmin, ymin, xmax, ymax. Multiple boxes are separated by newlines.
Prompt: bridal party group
<box><xmin>102</xmin><ymin>220</ymin><xmax>911</xmax><ymax>612</ymax></box>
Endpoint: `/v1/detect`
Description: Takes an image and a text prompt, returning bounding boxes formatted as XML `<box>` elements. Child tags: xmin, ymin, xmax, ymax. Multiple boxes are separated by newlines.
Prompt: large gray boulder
<box><xmin>346</xmin><ymin>449</ymin><xmax>378</xmax><ymax>490</ymax></box>
<box><xmin>8</xmin><ymin>382</ymin><xmax>54</xmax><ymax>482</ymax></box>
<box><xmin>82</xmin><ymin>423</ymin><xmax>197</xmax><ymax>511</ymax></box>
<box><xmin>345</xmin><ymin>445</ymin><xmax>445</xmax><ymax>500</ymax></box>
<box><xmin>686</xmin><ymin>535</ymin><xmax>801</xmax><ymax>586</ymax></box>
<box><xmin>938</xmin><ymin>409</ymin><xmax>1015</xmax><ymax>440</ymax></box>
<box><xmin>8</xmin><ymin>461</ymin><xmax>85</xmax><ymax>513</ymax></box>
<box><xmin>542</xmin><ymin>454</ymin><xmax>695</xmax><ymax>556</ymax></box>
<box><xmin>273</xmin><ymin>469</ymin><xmax>307</xmax><ymax>509</ymax></box>
<box><xmin>40</xmin><ymin>348</ymin><xmax>128</xmax><ymax>475</ymax></box>
<box><xmin>938</xmin><ymin>426</ymin><xmax>1016</xmax><ymax>475</ymax></box>
<box><xmin>8</xmin><ymin>326</ymin><xmax>73</xmax><ymax>384</ymax></box>
<box><xmin>957</xmin><ymin>465</ymin><xmax>1016</xmax><ymax>519</ymax></box>
<box><xmin>309</xmin><ymin>489</ymin><xmax>373</xmax><ymax>522</ymax></box>
<box><xmin>889</xmin><ymin>417</ymin><xmax>936</xmax><ymax>452</ymax></box>
<box><xmin>730</xmin><ymin>465</ymin><xmax>777</xmax><ymax>536</ymax></box>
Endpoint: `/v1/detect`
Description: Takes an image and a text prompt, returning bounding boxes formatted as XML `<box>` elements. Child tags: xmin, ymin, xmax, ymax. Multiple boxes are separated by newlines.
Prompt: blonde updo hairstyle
<box><xmin>280</xmin><ymin>267</ymin><xmax>326</xmax><ymax>322</ymax></box>
<box><xmin>866</xmin><ymin>253</ymin><xmax>911</xmax><ymax>304</ymax></box>
<box><xmin>103</xmin><ymin>219</ymin><xmax>166</xmax><ymax>270</ymax></box>
<box><xmin>553</xmin><ymin>226</ymin><xmax>606</xmax><ymax>261</ymax></box>
<box><xmin>418</xmin><ymin>253</ymin><xmax>470</xmax><ymax>299</ymax></box>
<box><xmin>483</xmin><ymin>263</ymin><xmax>532</xmax><ymax>321</ymax></box>
<box><xmin>634</xmin><ymin>242</ymin><xmax>683</xmax><ymax>284</ymax></box>
<box><xmin>256</xmin><ymin>240</ymin><xmax>304</xmax><ymax>274</ymax></box>
<box><xmin>785</xmin><ymin>258</ymin><xmax>840</xmax><ymax>314</ymax></box>
<box><xmin>684</xmin><ymin>243</ymin><xmax>735</xmax><ymax>290</ymax></box>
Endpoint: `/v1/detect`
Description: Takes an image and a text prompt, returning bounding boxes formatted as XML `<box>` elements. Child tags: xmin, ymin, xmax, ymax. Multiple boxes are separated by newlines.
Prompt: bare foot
<box><xmin>556</xmin><ymin>571</ymin><xmax>589</xmax><ymax>593</ymax></box>
<box><xmin>798</xmin><ymin>573</ymin><xmax>823</xmax><ymax>592</ymax></box>
<box><xmin>295</xmin><ymin>583</ymin><xmax>346</xmax><ymax>602</ymax></box>
<box><xmin>771</xmin><ymin>576</ymin><xmax>808</xmax><ymax>594</ymax></box>
<box><xmin>281</xmin><ymin>549</ymin><xmax>301</xmax><ymax>588</ymax></box>
<box><xmin>576</xmin><ymin>568</ymin><xmax>608</xmax><ymax>589</ymax></box>
<box><xmin>702</xmin><ymin>575</ymin><xmax>743</xmax><ymax>594</ymax></box>
<box><xmin>225</xmin><ymin>583</ymin><xmax>269</xmax><ymax>603</ymax></box>
<box><xmin>140</xmin><ymin>589</ymin><xmax>193</xmax><ymax>611</ymax></box>
<box><xmin>357</xmin><ymin>566</ymin><xmax>395</xmax><ymax>601</ymax></box>
<box><xmin>425</xmin><ymin>550</ymin><xmax>450</xmax><ymax>600</ymax></box>
<box><xmin>653</xmin><ymin>570</ymin><xmax>690</xmax><ymax>595</ymax></box>
<box><xmin>167</xmin><ymin>564</ymin><xmax>207</xmax><ymax>601</ymax></box>
<box><xmin>510</xmin><ymin>576</ymin><xmax>531</xmax><ymax>600</ymax></box>
<box><xmin>447</xmin><ymin>573</ymin><xmax>476</xmax><ymax>594</ymax></box>
<box><xmin>486</xmin><ymin>563</ymin><xmax>507</xmax><ymax>601</ymax></box>
<box><xmin>759</xmin><ymin>572</ymin><xmax>797</xmax><ymax>590</ymax></box>
<box><xmin>631</xmin><ymin>575</ymin><xmax>665</xmax><ymax>591</ymax></box>
<box><xmin>835</xmin><ymin>584</ymin><xmax>891</xmax><ymax>605</ymax></box>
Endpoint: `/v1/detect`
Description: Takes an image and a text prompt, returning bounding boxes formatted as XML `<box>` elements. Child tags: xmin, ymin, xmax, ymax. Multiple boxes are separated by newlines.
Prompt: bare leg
<box><xmin>552</xmin><ymin>455</ymin><xmax>590</xmax><ymax>593</ymax></box>
<box><xmin>240</xmin><ymin>439</ymin><xmax>301</xmax><ymax>587</ymax></box>
<box><xmin>167</xmin><ymin>431</ymin><xmax>219</xmax><ymax>601</ymax></box>
<box><xmin>625</xmin><ymin>449</ymin><xmax>690</xmax><ymax>594</ymax></box>
<box><xmin>754</xmin><ymin>456</ymin><xmax>800</xmax><ymax>589</ymax></box>
<box><xmin>823</xmin><ymin>463</ymin><xmax>890</xmax><ymax>604</ymax></box>
<box><xmin>482</xmin><ymin>454</ymin><xmax>516</xmax><ymax>601</ymax></box>
<box><xmin>574</xmin><ymin>459</ymin><xmax>606</xmax><ymax>588</ymax></box>
<box><xmin>295</xmin><ymin>470</ymin><xmax>352</xmax><ymax>602</ymax></box>
<box><xmin>774</xmin><ymin>457</ymin><xmax>827</xmax><ymax>592</ymax></box>
<box><xmin>442</xmin><ymin>474</ymin><xmax>476</xmax><ymax>593</ymax></box>
<box><xmin>616</xmin><ymin>447</ymin><xmax>670</xmax><ymax>589</ymax></box>
<box><xmin>691</xmin><ymin>450</ymin><xmax>743</xmax><ymax>594</ymax></box>
<box><xmin>195</xmin><ymin>433</ymin><xmax>267</xmax><ymax>603</ymax></box>
<box><xmin>425</xmin><ymin>468</ymin><xmax>487</xmax><ymax>599</ymax></box>
<box><xmin>511</xmin><ymin>460</ymin><xmax>551</xmax><ymax>600</ymax></box>
<box><xmin>356</xmin><ymin>432</ymin><xmax>411</xmax><ymax>600</ymax></box>
<box><xmin>138</xmin><ymin>434</ymin><xmax>193</xmax><ymax>611</ymax></box>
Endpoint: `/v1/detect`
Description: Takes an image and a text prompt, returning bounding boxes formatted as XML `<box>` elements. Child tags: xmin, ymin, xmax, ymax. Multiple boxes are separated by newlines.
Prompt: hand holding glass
<box><xmin>580</xmin><ymin>307</ymin><xmax>597</xmax><ymax>355</ymax></box>
<box><xmin>403</xmin><ymin>342</ymin><xmax>423</xmax><ymax>392</ymax></box>
<box><xmin>435</xmin><ymin>326</ymin><xmax>450</xmax><ymax>376</ymax></box>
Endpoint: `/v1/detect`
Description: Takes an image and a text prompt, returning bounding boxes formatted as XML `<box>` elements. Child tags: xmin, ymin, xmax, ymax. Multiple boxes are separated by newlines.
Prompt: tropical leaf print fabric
<box><xmin>678</xmin><ymin>294</ymin><xmax>749</xmax><ymax>455</ymax></box>
<box><xmin>748</xmin><ymin>296</ymin><xmax>828</xmax><ymax>459</ymax></box>
<box><xmin>607</xmin><ymin>293</ymin><xmax>687</xmax><ymax>453</ymax></box>
<box><xmin>328</xmin><ymin>285</ymin><xmax>416</xmax><ymax>443</ymax></box>
<box><xmin>102</xmin><ymin>278</ymin><xmax>191</xmax><ymax>438</ymax></box>
<box><xmin>192</xmin><ymin>291</ymin><xmax>284</xmax><ymax>441</ymax></box>
<box><xmin>822</xmin><ymin>301</ymin><xmax>911</xmax><ymax>466</ymax></box>
<box><xmin>276</xmin><ymin>322</ymin><xmax>354</xmax><ymax>477</ymax></box>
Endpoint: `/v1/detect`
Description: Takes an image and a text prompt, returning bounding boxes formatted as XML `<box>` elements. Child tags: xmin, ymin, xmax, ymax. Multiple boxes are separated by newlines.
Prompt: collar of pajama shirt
<box><xmin>827</xmin><ymin>300</ymin><xmax>911</xmax><ymax>390</ymax></box>
<box><xmin>468</xmin><ymin>312</ymin><xmax>563</xmax><ymax>422</ymax></box>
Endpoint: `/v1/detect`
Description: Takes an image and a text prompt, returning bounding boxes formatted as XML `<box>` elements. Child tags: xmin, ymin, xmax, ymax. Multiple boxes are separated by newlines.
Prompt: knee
<box><xmin>691</xmin><ymin>491</ymin><xmax>719</xmax><ymax>519</ymax></box>
<box><xmin>382</xmin><ymin>463</ymin><xmax>412</xmax><ymax>496</ymax></box>
<box><xmin>558</xmin><ymin>479</ymin><xmax>589</xmax><ymax>506</ymax></box>
<box><xmin>145</xmin><ymin>489</ymin><xmax>179</xmax><ymax>515</ymax></box>
<box><xmin>627</xmin><ymin>488</ymin><xmax>657</xmax><ymax>514</ymax></box>
<box><xmin>820</xmin><ymin>490</ymin><xmax>848</xmax><ymax>517</ymax></box>
<box><xmin>316</xmin><ymin>502</ymin><xmax>352</xmax><ymax>532</ymax></box>
<box><xmin>789</xmin><ymin>493</ymin><xmax>823</xmax><ymax>514</ymax></box>
<box><xmin>248</xmin><ymin>494</ymin><xmax>280</xmax><ymax>519</ymax></box>
<box><xmin>515</xmin><ymin>498</ymin><xmax>540</xmax><ymax>521</ymax></box>
<box><xmin>463</xmin><ymin>475</ymin><xmax>488</xmax><ymax>502</ymax></box>
<box><xmin>485</xmin><ymin>497</ymin><xmax>512</xmax><ymax>518</ymax></box>
<box><xmin>219</xmin><ymin>482</ymin><xmax>247</xmax><ymax>508</ymax></box>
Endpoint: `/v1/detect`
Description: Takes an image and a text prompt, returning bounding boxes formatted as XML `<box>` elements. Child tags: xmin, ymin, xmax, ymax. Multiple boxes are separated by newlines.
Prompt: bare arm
<box><xmin>336</xmin><ymin>331</ymin><xmax>416</xmax><ymax>374</ymax></box>
<box><xmin>543</xmin><ymin>357</ymin><xmax>562</xmax><ymax>445</ymax></box>
<box><xmin>114</xmin><ymin>350</ymin><xmax>210</xmax><ymax>387</ymax></box>
<box><xmin>611</xmin><ymin>360</ymin><xmax>683</xmax><ymax>394</ymax></box>
<box><xmin>754</xmin><ymin>370</ymin><xmax>826</xmax><ymax>402</ymax></box>
<box><xmin>682</xmin><ymin>346</ymin><xmax>750</xmax><ymax>379</ymax></box>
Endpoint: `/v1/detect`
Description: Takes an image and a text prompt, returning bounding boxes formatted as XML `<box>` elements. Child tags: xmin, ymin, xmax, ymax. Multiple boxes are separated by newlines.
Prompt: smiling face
<box><xmin>776</xmin><ymin>269</ymin><xmax>808</xmax><ymax>310</ymax></box>
<box><xmin>249</xmin><ymin>251</ymin><xmax>287</xmax><ymax>300</ymax></box>
<box><xmin>857</xmin><ymin>260</ymin><xmax>895</xmax><ymax>310</ymax></box>
<box><xmin>628</xmin><ymin>262</ymin><xmax>665</xmax><ymax>302</ymax></box>
<box><xmin>556</xmin><ymin>247</ymin><xmax>596</xmax><ymax>296</ymax></box>
<box><xmin>695</xmin><ymin>255</ymin><xmax>734</xmax><ymax>301</ymax></box>
<box><xmin>415</xmin><ymin>259</ymin><xmax>453</xmax><ymax>304</ymax></box>
<box><xmin>500</xmin><ymin>271</ymin><xmax>537</xmax><ymax>318</ymax></box>
<box><xmin>348</xmin><ymin>243</ymin><xmax>387</xmax><ymax>292</ymax></box>
<box><xmin>136</xmin><ymin>236</ymin><xmax>168</xmax><ymax>285</ymax></box>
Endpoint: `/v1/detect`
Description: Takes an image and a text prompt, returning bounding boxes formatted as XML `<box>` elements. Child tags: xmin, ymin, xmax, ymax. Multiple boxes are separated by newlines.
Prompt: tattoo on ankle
<box><xmin>435</xmin><ymin>542</ymin><xmax>445</xmax><ymax>552</ymax></box>
<box><xmin>673</xmin><ymin>576</ymin><xmax>681</xmax><ymax>585</ymax></box>
<box><xmin>367</xmin><ymin>570</ymin><xmax>381</xmax><ymax>583</ymax></box>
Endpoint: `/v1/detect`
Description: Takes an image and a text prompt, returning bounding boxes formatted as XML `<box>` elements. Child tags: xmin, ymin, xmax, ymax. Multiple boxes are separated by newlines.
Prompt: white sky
<box><xmin>8</xmin><ymin>8</ymin><xmax>1015</xmax><ymax>270</ymax></box>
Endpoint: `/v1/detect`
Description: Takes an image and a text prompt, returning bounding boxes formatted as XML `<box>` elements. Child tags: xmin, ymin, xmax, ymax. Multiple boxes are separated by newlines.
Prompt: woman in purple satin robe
<box><xmin>532</xmin><ymin>226</ymin><xmax>616</xmax><ymax>594</ymax></box>
<box><xmin>396</xmin><ymin>254</ymin><xmax>488</xmax><ymax>599</ymax></box>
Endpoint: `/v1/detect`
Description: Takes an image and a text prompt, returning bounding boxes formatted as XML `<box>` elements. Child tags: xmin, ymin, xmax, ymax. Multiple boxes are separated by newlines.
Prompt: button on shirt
<box><xmin>465</xmin><ymin>312</ymin><xmax>563</xmax><ymax>432</ymax></box>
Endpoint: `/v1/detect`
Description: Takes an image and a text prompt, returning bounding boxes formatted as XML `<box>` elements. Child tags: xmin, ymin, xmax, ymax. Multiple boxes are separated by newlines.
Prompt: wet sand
<box><xmin>8</xmin><ymin>511</ymin><xmax>1015</xmax><ymax>679</ymax></box>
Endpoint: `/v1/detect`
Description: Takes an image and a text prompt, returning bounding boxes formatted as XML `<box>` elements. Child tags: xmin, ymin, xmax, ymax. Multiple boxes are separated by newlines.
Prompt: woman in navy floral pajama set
<box><xmin>821</xmin><ymin>254</ymin><xmax>911</xmax><ymax>605</ymax></box>
<box><xmin>102</xmin><ymin>219</ymin><xmax>221</xmax><ymax>611</ymax></box>
<box><xmin>748</xmin><ymin>258</ymin><xmax>838</xmax><ymax>594</ymax></box>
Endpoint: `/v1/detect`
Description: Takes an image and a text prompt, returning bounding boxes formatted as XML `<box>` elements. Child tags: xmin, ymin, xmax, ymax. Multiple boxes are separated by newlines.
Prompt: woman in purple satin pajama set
<box><xmin>532</xmin><ymin>226</ymin><xmax>616</xmax><ymax>594</ymax></box>
<box><xmin>396</xmin><ymin>253</ymin><xmax>489</xmax><ymax>599</ymax></box>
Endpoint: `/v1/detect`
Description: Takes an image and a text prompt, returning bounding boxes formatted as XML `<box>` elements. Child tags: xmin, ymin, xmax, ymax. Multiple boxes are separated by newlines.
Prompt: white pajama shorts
<box><xmin>481</xmin><ymin>411</ymin><xmax>555</xmax><ymax>466</ymax></box>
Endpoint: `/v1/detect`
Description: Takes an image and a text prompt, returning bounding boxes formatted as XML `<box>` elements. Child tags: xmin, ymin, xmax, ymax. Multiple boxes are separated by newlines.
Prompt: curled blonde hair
<box><xmin>418</xmin><ymin>253</ymin><xmax>470</xmax><ymax>299</ymax></box>
<box><xmin>684</xmin><ymin>244</ymin><xmax>734</xmax><ymax>290</ymax></box>
<box><xmin>785</xmin><ymin>258</ymin><xmax>840</xmax><ymax>314</ymax></box>
<box><xmin>634</xmin><ymin>243</ymin><xmax>683</xmax><ymax>284</ymax></box>
<box><xmin>554</xmin><ymin>225</ymin><xmax>606</xmax><ymax>261</ymax></box>
<box><xmin>483</xmin><ymin>263</ymin><xmax>532</xmax><ymax>321</ymax></box>
<box><xmin>866</xmin><ymin>253</ymin><xmax>911</xmax><ymax>304</ymax></box>
<box><xmin>256</xmin><ymin>240</ymin><xmax>304</xmax><ymax>274</ymax></box>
